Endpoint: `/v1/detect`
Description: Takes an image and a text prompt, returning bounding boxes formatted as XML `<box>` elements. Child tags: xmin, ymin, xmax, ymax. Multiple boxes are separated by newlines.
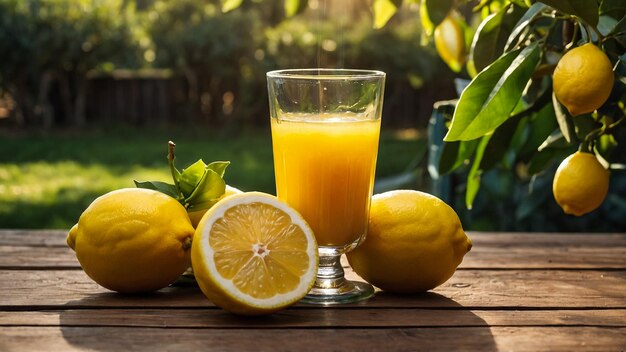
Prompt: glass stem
<box><xmin>315</xmin><ymin>254</ymin><xmax>347</xmax><ymax>289</ymax></box>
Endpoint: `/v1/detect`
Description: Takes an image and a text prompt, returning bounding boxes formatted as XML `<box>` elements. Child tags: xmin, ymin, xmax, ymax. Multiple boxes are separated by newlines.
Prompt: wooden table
<box><xmin>1</xmin><ymin>230</ymin><xmax>625</xmax><ymax>351</ymax></box>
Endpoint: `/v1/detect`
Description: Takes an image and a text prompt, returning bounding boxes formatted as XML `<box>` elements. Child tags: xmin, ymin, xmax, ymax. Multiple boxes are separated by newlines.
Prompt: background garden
<box><xmin>1</xmin><ymin>0</ymin><xmax>624</xmax><ymax>231</ymax></box>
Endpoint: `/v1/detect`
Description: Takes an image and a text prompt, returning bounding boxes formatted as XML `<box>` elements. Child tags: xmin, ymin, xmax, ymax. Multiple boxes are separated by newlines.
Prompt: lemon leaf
<box><xmin>466</xmin><ymin>135</ymin><xmax>491</xmax><ymax>209</ymax></box>
<box><xmin>438</xmin><ymin>139</ymin><xmax>479</xmax><ymax>175</ymax></box>
<box><xmin>207</xmin><ymin>161</ymin><xmax>230</xmax><ymax>178</ymax></box>
<box><xmin>179</xmin><ymin>160</ymin><xmax>208</xmax><ymax>196</ymax></box>
<box><xmin>552</xmin><ymin>92</ymin><xmax>575</xmax><ymax>143</ymax></box>
<box><xmin>600</xmin><ymin>0</ymin><xmax>626</xmax><ymax>19</ymax></box>
<box><xmin>424</xmin><ymin>0</ymin><xmax>454</xmax><ymax>27</ymax></box>
<box><xmin>373</xmin><ymin>0</ymin><xmax>398</xmax><ymax>29</ymax></box>
<box><xmin>420</xmin><ymin>3</ymin><xmax>435</xmax><ymax>36</ymax></box>
<box><xmin>470</xmin><ymin>5</ymin><xmax>525</xmax><ymax>75</ymax></box>
<box><xmin>185</xmin><ymin>169</ymin><xmax>226</xmax><ymax>209</ymax></box>
<box><xmin>284</xmin><ymin>0</ymin><xmax>307</xmax><ymax>17</ymax></box>
<box><xmin>444</xmin><ymin>42</ymin><xmax>541</xmax><ymax>141</ymax></box>
<box><xmin>528</xmin><ymin>146</ymin><xmax>573</xmax><ymax>175</ymax></box>
<box><xmin>505</xmin><ymin>3</ymin><xmax>547</xmax><ymax>52</ymax></box>
<box><xmin>539</xmin><ymin>0</ymin><xmax>599</xmax><ymax>27</ymax></box>
<box><xmin>134</xmin><ymin>180</ymin><xmax>181</xmax><ymax>200</ymax></box>
<box><xmin>221</xmin><ymin>0</ymin><xmax>243</xmax><ymax>13</ymax></box>
<box><xmin>518</xmin><ymin>103</ymin><xmax>559</xmax><ymax>159</ymax></box>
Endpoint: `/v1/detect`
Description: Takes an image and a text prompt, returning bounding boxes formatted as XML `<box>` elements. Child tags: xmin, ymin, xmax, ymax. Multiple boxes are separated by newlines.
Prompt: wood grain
<box><xmin>0</xmin><ymin>230</ymin><xmax>68</xmax><ymax>247</ymax></box>
<box><xmin>1</xmin><ymin>269</ymin><xmax>624</xmax><ymax>309</ymax></box>
<box><xmin>1</xmin><ymin>309</ymin><xmax>625</xmax><ymax>328</ymax></box>
<box><xmin>1</xmin><ymin>326</ymin><xmax>624</xmax><ymax>352</ymax></box>
<box><xmin>2</xmin><ymin>231</ymin><xmax>625</xmax><ymax>269</ymax></box>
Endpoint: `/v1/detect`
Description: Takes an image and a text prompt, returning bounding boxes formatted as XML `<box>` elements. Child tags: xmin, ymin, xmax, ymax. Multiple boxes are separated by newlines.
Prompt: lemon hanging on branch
<box><xmin>553</xmin><ymin>43</ymin><xmax>615</xmax><ymax>117</ymax></box>
<box><xmin>553</xmin><ymin>151</ymin><xmax>610</xmax><ymax>216</ymax></box>
<box><xmin>434</xmin><ymin>12</ymin><xmax>467</xmax><ymax>73</ymax></box>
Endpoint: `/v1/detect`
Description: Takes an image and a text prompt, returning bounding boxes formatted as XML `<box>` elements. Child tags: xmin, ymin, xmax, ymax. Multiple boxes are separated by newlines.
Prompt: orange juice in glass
<box><xmin>267</xmin><ymin>69</ymin><xmax>385</xmax><ymax>304</ymax></box>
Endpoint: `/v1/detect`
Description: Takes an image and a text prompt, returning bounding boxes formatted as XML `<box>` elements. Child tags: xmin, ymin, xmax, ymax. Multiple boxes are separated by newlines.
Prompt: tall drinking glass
<box><xmin>267</xmin><ymin>69</ymin><xmax>385</xmax><ymax>304</ymax></box>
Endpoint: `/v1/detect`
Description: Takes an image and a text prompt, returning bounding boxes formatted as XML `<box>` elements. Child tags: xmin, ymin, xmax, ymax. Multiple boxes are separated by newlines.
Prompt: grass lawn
<box><xmin>0</xmin><ymin>127</ymin><xmax>426</xmax><ymax>229</ymax></box>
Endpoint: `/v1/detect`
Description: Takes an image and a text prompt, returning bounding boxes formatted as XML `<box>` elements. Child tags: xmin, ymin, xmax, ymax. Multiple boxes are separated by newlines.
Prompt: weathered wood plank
<box><xmin>0</xmin><ymin>247</ymin><xmax>78</xmax><ymax>269</ymax></box>
<box><xmin>2</xmin><ymin>232</ymin><xmax>626</xmax><ymax>269</ymax></box>
<box><xmin>0</xmin><ymin>230</ymin><xmax>68</xmax><ymax>247</ymax></box>
<box><xmin>1</xmin><ymin>326</ymin><xmax>624</xmax><ymax>352</ymax></box>
<box><xmin>3</xmin><ymin>230</ymin><xmax>625</xmax><ymax>248</ymax></box>
<box><xmin>1</xmin><ymin>270</ymin><xmax>624</xmax><ymax>309</ymax></box>
<box><xmin>1</xmin><ymin>309</ymin><xmax>624</xmax><ymax>328</ymax></box>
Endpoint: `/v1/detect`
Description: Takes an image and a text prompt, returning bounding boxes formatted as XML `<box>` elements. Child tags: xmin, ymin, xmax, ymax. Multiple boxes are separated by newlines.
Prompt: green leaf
<box><xmin>285</xmin><ymin>0</ymin><xmax>308</xmax><ymax>17</ymax></box>
<box><xmin>179</xmin><ymin>160</ymin><xmax>207</xmax><ymax>196</ymax></box>
<box><xmin>608</xmin><ymin>14</ymin><xmax>626</xmax><ymax>35</ymax></box>
<box><xmin>221</xmin><ymin>0</ymin><xmax>243</xmax><ymax>13</ymax></box>
<box><xmin>596</xmin><ymin>133</ymin><xmax>618</xmax><ymax>161</ymax></box>
<box><xmin>285</xmin><ymin>0</ymin><xmax>299</xmax><ymax>17</ymax></box>
<box><xmin>185</xmin><ymin>169</ymin><xmax>226</xmax><ymax>210</ymax></box>
<box><xmin>373</xmin><ymin>0</ymin><xmax>399</xmax><ymax>29</ymax></box>
<box><xmin>466</xmin><ymin>135</ymin><xmax>491</xmax><ymax>209</ymax></box>
<box><xmin>206</xmin><ymin>161</ymin><xmax>230</xmax><ymax>178</ymax></box>
<box><xmin>469</xmin><ymin>5</ymin><xmax>525</xmax><ymax>74</ymax></box>
<box><xmin>515</xmin><ymin>173</ymin><xmax>551</xmax><ymax>220</ymax></box>
<box><xmin>425</xmin><ymin>0</ymin><xmax>454</xmax><ymax>27</ymax></box>
<box><xmin>552</xmin><ymin>92</ymin><xmax>575</xmax><ymax>143</ymax></box>
<box><xmin>134</xmin><ymin>180</ymin><xmax>180</xmax><ymax>199</ymax></box>
<box><xmin>539</xmin><ymin>0</ymin><xmax>599</xmax><ymax>27</ymax></box>
<box><xmin>573</xmin><ymin>115</ymin><xmax>602</xmax><ymax>140</ymax></box>
<box><xmin>444</xmin><ymin>43</ymin><xmax>541</xmax><ymax>141</ymax></box>
<box><xmin>479</xmin><ymin>114</ymin><xmax>524</xmax><ymax>170</ymax></box>
<box><xmin>600</xmin><ymin>0</ymin><xmax>626</xmax><ymax>19</ymax></box>
<box><xmin>527</xmin><ymin>146</ymin><xmax>573</xmax><ymax>174</ymax></box>
<box><xmin>518</xmin><ymin>103</ymin><xmax>559</xmax><ymax>159</ymax></box>
<box><xmin>538</xmin><ymin>131</ymin><xmax>570</xmax><ymax>151</ymax></box>
<box><xmin>598</xmin><ymin>15</ymin><xmax>619</xmax><ymax>35</ymax></box>
<box><xmin>505</xmin><ymin>3</ymin><xmax>547</xmax><ymax>51</ymax></box>
<box><xmin>420</xmin><ymin>2</ymin><xmax>435</xmax><ymax>35</ymax></box>
<box><xmin>438</xmin><ymin>139</ymin><xmax>480</xmax><ymax>174</ymax></box>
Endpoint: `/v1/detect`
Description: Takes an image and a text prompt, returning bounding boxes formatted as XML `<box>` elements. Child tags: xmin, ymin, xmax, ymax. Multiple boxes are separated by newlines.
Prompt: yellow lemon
<box><xmin>553</xmin><ymin>151</ymin><xmax>609</xmax><ymax>216</ymax></box>
<box><xmin>346</xmin><ymin>190</ymin><xmax>472</xmax><ymax>294</ymax></box>
<box><xmin>188</xmin><ymin>185</ymin><xmax>243</xmax><ymax>227</ymax></box>
<box><xmin>191</xmin><ymin>192</ymin><xmax>318</xmax><ymax>315</ymax></box>
<box><xmin>67</xmin><ymin>188</ymin><xmax>195</xmax><ymax>294</ymax></box>
<box><xmin>553</xmin><ymin>43</ymin><xmax>615</xmax><ymax>116</ymax></box>
<box><xmin>434</xmin><ymin>13</ymin><xmax>466</xmax><ymax>73</ymax></box>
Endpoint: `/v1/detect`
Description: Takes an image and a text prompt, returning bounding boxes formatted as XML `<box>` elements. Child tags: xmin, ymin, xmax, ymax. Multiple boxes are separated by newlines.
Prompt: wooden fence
<box><xmin>1</xmin><ymin>70</ymin><xmax>457</xmax><ymax>128</ymax></box>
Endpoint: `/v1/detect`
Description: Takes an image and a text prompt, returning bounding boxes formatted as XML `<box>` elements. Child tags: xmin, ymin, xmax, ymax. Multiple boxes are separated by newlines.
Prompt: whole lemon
<box><xmin>553</xmin><ymin>43</ymin><xmax>614</xmax><ymax>116</ymax></box>
<box><xmin>67</xmin><ymin>188</ymin><xmax>195</xmax><ymax>293</ymax></box>
<box><xmin>347</xmin><ymin>190</ymin><xmax>472</xmax><ymax>294</ymax></box>
<box><xmin>553</xmin><ymin>151</ymin><xmax>609</xmax><ymax>216</ymax></box>
<box><xmin>187</xmin><ymin>185</ymin><xmax>243</xmax><ymax>227</ymax></box>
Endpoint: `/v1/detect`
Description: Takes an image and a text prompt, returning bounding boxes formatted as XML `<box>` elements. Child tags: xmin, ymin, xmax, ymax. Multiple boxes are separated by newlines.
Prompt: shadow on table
<box><xmin>60</xmin><ymin>289</ymin><xmax>497</xmax><ymax>351</ymax></box>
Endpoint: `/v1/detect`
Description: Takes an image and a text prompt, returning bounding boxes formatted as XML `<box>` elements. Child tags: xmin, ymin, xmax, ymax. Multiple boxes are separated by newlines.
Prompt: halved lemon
<box><xmin>191</xmin><ymin>192</ymin><xmax>318</xmax><ymax>315</ymax></box>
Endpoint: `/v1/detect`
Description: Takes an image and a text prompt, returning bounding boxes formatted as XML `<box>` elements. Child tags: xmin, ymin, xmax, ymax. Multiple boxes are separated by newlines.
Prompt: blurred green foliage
<box><xmin>0</xmin><ymin>0</ymin><xmax>141</xmax><ymax>125</ymax></box>
<box><xmin>0</xmin><ymin>0</ymin><xmax>453</xmax><ymax>128</ymax></box>
<box><xmin>0</xmin><ymin>129</ymin><xmax>423</xmax><ymax>228</ymax></box>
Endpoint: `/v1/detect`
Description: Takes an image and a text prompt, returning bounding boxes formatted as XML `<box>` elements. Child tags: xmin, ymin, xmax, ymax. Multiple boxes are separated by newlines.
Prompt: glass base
<box><xmin>301</xmin><ymin>243</ymin><xmax>375</xmax><ymax>305</ymax></box>
<box><xmin>301</xmin><ymin>280</ymin><xmax>374</xmax><ymax>305</ymax></box>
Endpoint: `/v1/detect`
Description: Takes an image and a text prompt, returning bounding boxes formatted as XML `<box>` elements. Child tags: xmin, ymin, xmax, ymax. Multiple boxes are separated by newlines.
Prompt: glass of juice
<box><xmin>267</xmin><ymin>69</ymin><xmax>385</xmax><ymax>304</ymax></box>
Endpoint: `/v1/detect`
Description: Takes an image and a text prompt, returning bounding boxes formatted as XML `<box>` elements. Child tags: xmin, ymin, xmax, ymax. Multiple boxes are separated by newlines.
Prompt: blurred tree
<box><xmin>0</xmin><ymin>0</ymin><xmax>140</xmax><ymax>126</ymax></box>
